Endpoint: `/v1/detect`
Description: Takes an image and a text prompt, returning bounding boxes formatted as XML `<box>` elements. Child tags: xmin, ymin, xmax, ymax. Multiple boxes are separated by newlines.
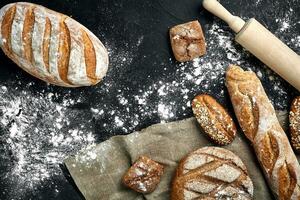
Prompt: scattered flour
<box><xmin>0</xmin><ymin>85</ymin><xmax>95</xmax><ymax>199</ymax></box>
<box><xmin>0</xmin><ymin>0</ymin><xmax>299</xmax><ymax>199</ymax></box>
<box><xmin>90</xmin><ymin>14</ymin><xmax>297</xmax><ymax>136</ymax></box>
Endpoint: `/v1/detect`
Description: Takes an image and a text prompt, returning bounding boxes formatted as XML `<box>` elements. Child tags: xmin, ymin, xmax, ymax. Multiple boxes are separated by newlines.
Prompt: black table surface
<box><xmin>0</xmin><ymin>0</ymin><xmax>299</xmax><ymax>199</ymax></box>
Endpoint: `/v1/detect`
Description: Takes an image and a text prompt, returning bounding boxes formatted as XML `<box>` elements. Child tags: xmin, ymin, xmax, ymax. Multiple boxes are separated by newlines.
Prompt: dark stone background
<box><xmin>0</xmin><ymin>0</ymin><xmax>299</xmax><ymax>199</ymax></box>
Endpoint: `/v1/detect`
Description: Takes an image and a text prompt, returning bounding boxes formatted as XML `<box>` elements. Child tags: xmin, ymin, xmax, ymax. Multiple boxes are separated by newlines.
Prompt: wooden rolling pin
<box><xmin>203</xmin><ymin>0</ymin><xmax>300</xmax><ymax>91</ymax></box>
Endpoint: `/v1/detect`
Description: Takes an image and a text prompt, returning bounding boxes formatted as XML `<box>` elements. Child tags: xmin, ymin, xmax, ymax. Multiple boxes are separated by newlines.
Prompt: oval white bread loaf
<box><xmin>0</xmin><ymin>2</ymin><xmax>109</xmax><ymax>87</ymax></box>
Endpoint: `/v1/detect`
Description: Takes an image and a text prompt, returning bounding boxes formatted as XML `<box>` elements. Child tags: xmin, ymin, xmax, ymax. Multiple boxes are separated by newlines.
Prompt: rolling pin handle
<box><xmin>202</xmin><ymin>0</ymin><xmax>246</xmax><ymax>33</ymax></box>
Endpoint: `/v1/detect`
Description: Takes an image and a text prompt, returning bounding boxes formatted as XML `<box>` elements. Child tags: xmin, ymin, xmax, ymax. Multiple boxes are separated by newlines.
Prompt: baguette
<box><xmin>226</xmin><ymin>65</ymin><xmax>300</xmax><ymax>199</ymax></box>
<box><xmin>0</xmin><ymin>2</ymin><xmax>109</xmax><ymax>87</ymax></box>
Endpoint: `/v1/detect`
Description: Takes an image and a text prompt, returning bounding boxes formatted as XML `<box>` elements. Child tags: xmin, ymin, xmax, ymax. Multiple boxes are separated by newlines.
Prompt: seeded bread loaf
<box><xmin>192</xmin><ymin>94</ymin><xmax>237</xmax><ymax>145</ymax></box>
<box><xmin>171</xmin><ymin>147</ymin><xmax>253</xmax><ymax>200</ymax></box>
<box><xmin>290</xmin><ymin>96</ymin><xmax>300</xmax><ymax>153</ymax></box>
<box><xmin>226</xmin><ymin>65</ymin><xmax>300</xmax><ymax>199</ymax></box>
<box><xmin>0</xmin><ymin>2</ymin><xmax>109</xmax><ymax>87</ymax></box>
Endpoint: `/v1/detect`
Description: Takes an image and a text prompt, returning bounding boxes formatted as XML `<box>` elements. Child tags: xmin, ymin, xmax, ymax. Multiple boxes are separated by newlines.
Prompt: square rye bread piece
<box><xmin>122</xmin><ymin>156</ymin><xmax>164</xmax><ymax>194</ymax></box>
<box><xmin>169</xmin><ymin>20</ymin><xmax>206</xmax><ymax>62</ymax></box>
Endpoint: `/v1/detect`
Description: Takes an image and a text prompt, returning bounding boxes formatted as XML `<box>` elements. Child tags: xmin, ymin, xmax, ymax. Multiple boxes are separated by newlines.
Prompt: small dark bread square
<box><xmin>169</xmin><ymin>20</ymin><xmax>206</xmax><ymax>62</ymax></box>
<box><xmin>122</xmin><ymin>156</ymin><xmax>164</xmax><ymax>194</ymax></box>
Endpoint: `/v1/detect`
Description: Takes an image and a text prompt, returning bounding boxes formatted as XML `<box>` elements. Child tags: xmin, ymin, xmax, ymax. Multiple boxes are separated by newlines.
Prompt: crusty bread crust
<box><xmin>171</xmin><ymin>147</ymin><xmax>253</xmax><ymax>200</ymax></box>
<box><xmin>0</xmin><ymin>2</ymin><xmax>109</xmax><ymax>87</ymax></box>
<box><xmin>226</xmin><ymin>65</ymin><xmax>300</xmax><ymax>200</ymax></box>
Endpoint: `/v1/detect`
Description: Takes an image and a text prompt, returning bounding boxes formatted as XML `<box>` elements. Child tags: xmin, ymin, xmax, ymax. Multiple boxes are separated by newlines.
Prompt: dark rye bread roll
<box><xmin>171</xmin><ymin>147</ymin><xmax>253</xmax><ymax>200</ymax></box>
<box><xmin>0</xmin><ymin>2</ymin><xmax>109</xmax><ymax>87</ymax></box>
<box><xmin>226</xmin><ymin>65</ymin><xmax>300</xmax><ymax>200</ymax></box>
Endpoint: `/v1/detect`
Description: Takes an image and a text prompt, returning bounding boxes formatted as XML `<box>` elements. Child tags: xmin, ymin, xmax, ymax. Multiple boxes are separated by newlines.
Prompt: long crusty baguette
<box><xmin>226</xmin><ymin>65</ymin><xmax>300</xmax><ymax>200</ymax></box>
<box><xmin>0</xmin><ymin>2</ymin><xmax>109</xmax><ymax>87</ymax></box>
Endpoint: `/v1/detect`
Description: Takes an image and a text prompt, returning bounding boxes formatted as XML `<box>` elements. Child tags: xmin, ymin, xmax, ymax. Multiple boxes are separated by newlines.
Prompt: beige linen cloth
<box><xmin>64</xmin><ymin>112</ymin><xmax>292</xmax><ymax>200</ymax></box>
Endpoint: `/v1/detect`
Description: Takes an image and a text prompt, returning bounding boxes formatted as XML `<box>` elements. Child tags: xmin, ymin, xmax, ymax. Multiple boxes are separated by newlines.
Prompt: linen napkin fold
<box><xmin>63</xmin><ymin>116</ymin><xmax>290</xmax><ymax>199</ymax></box>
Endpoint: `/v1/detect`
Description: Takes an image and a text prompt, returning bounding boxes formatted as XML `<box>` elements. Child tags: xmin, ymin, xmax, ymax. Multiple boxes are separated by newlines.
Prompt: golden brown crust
<box><xmin>43</xmin><ymin>17</ymin><xmax>51</xmax><ymax>72</ymax></box>
<box><xmin>226</xmin><ymin>65</ymin><xmax>300</xmax><ymax>200</ymax></box>
<box><xmin>82</xmin><ymin>29</ymin><xmax>97</xmax><ymax>84</ymax></box>
<box><xmin>171</xmin><ymin>147</ymin><xmax>253</xmax><ymax>200</ymax></box>
<box><xmin>192</xmin><ymin>94</ymin><xmax>237</xmax><ymax>145</ymax></box>
<box><xmin>259</xmin><ymin>132</ymin><xmax>279</xmax><ymax>176</ymax></box>
<box><xmin>57</xmin><ymin>18</ymin><xmax>71</xmax><ymax>85</ymax></box>
<box><xmin>22</xmin><ymin>6</ymin><xmax>35</xmax><ymax>63</ymax></box>
<box><xmin>238</xmin><ymin>90</ymin><xmax>259</xmax><ymax>142</ymax></box>
<box><xmin>290</xmin><ymin>96</ymin><xmax>300</xmax><ymax>153</ymax></box>
<box><xmin>278</xmin><ymin>162</ymin><xmax>297</xmax><ymax>200</ymax></box>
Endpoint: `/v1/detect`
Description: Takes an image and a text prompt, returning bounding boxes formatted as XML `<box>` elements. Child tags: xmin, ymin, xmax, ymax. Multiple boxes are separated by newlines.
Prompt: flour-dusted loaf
<box><xmin>192</xmin><ymin>94</ymin><xmax>237</xmax><ymax>145</ymax></box>
<box><xmin>226</xmin><ymin>65</ymin><xmax>300</xmax><ymax>199</ymax></box>
<box><xmin>171</xmin><ymin>147</ymin><xmax>253</xmax><ymax>200</ymax></box>
<box><xmin>169</xmin><ymin>20</ymin><xmax>206</xmax><ymax>62</ymax></box>
<box><xmin>0</xmin><ymin>2</ymin><xmax>109</xmax><ymax>87</ymax></box>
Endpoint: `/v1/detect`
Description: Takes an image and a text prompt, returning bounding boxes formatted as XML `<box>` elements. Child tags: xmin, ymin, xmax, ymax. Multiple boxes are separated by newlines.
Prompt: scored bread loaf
<box><xmin>0</xmin><ymin>2</ymin><xmax>109</xmax><ymax>87</ymax></box>
<box><xmin>171</xmin><ymin>147</ymin><xmax>253</xmax><ymax>200</ymax></box>
<box><xmin>226</xmin><ymin>65</ymin><xmax>300</xmax><ymax>200</ymax></box>
<box><xmin>192</xmin><ymin>94</ymin><xmax>237</xmax><ymax>146</ymax></box>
